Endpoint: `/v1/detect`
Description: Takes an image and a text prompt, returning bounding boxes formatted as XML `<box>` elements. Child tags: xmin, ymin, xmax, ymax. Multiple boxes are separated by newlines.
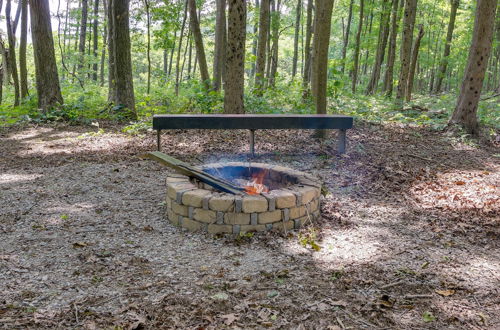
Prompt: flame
<box><xmin>244</xmin><ymin>169</ymin><xmax>269</xmax><ymax>195</ymax></box>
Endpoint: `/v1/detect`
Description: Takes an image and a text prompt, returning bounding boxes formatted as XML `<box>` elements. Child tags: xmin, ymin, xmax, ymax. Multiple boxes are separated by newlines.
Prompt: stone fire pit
<box><xmin>165</xmin><ymin>162</ymin><xmax>322</xmax><ymax>234</ymax></box>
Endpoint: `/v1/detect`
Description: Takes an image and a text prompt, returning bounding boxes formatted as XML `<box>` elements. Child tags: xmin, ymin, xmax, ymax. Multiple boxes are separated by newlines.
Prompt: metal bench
<box><xmin>153</xmin><ymin>114</ymin><xmax>354</xmax><ymax>155</ymax></box>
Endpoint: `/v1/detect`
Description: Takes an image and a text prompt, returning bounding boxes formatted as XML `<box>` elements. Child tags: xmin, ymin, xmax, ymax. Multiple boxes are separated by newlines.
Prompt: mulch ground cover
<box><xmin>0</xmin><ymin>121</ymin><xmax>498</xmax><ymax>329</ymax></box>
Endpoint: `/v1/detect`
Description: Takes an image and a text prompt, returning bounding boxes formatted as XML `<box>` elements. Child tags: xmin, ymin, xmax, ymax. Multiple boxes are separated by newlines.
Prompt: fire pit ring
<box><xmin>165</xmin><ymin>162</ymin><xmax>322</xmax><ymax>234</ymax></box>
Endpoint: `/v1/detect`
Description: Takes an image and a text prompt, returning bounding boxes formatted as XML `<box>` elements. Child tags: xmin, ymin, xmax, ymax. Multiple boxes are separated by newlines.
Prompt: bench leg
<box><xmin>249</xmin><ymin>129</ymin><xmax>255</xmax><ymax>157</ymax></box>
<box><xmin>337</xmin><ymin>129</ymin><xmax>346</xmax><ymax>154</ymax></box>
<box><xmin>157</xmin><ymin>130</ymin><xmax>161</xmax><ymax>151</ymax></box>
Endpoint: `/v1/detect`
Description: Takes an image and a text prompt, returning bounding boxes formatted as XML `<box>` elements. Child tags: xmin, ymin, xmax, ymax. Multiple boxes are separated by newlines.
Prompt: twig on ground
<box><xmin>380</xmin><ymin>280</ymin><xmax>405</xmax><ymax>290</ymax></box>
<box><xmin>73</xmin><ymin>303</ymin><xmax>79</xmax><ymax>324</ymax></box>
<box><xmin>341</xmin><ymin>310</ymin><xmax>380</xmax><ymax>329</ymax></box>
<box><xmin>404</xmin><ymin>294</ymin><xmax>433</xmax><ymax>299</ymax></box>
<box><xmin>336</xmin><ymin>316</ymin><xmax>346</xmax><ymax>329</ymax></box>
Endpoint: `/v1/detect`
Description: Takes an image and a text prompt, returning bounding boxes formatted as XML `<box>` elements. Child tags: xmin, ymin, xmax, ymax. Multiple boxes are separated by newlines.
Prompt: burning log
<box><xmin>143</xmin><ymin>152</ymin><xmax>246</xmax><ymax>195</ymax></box>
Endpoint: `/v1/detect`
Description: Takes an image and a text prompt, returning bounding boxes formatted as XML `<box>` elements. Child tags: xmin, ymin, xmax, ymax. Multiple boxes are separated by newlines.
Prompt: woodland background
<box><xmin>0</xmin><ymin>0</ymin><xmax>498</xmax><ymax>136</ymax></box>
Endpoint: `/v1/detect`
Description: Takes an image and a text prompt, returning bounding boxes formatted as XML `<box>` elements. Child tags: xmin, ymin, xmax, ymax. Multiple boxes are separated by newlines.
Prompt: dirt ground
<box><xmin>0</xmin><ymin>122</ymin><xmax>498</xmax><ymax>329</ymax></box>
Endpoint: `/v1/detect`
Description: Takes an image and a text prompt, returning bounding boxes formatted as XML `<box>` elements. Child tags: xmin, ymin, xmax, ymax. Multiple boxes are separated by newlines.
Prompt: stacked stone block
<box><xmin>164</xmin><ymin>163</ymin><xmax>322</xmax><ymax>234</ymax></box>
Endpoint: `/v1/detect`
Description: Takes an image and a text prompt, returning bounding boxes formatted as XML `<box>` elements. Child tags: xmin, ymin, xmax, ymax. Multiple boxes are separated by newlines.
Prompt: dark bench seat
<box><xmin>153</xmin><ymin>114</ymin><xmax>354</xmax><ymax>154</ymax></box>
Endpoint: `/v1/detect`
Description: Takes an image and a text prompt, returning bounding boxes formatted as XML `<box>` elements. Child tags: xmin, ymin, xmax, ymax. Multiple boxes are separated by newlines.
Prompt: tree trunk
<box><xmin>406</xmin><ymin>24</ymin><xmax>424</xmax><ymax>101</ymax></box>
<box><xmin>6</xmin><ymin>0</ymin><xmax>20</xmax><ymax>106</ymax></box>
<box><xmin>92</xmin><ymin>0</ymin><xmax>99</xmax><ymax>81</ymax></box>
<box><xmin>213</xmin><ymin>0</ymin><xmax>226</xmax><ymax>91</ymax></box>
<box><xmin>434</xmin><ymin>0</ymin><xmax>459</xmax><ymax>93</ymax></box>
<box><xmin>78</xmin><ymin>0</ymin><xmax>88</xmax><ymax>78</ymax></box>
<box><xmin>382</xmin><ymin>0</ymin><xmax>401</xmax><ymax>95</ymax></box>
<box><xmin>250</xmin><ymin>0</ymin><xmax>259</xmax><ymax>81</ymax></box>
<box><xmin>224</xmin><ymin>0</ymin><xmax>246</xmax><ymax>114</ymax></box>
<box><xmin>107</xmin><ymin>0</ymin><xmax>116</xmax><ymax>101</ymax></box>
<box><xmin>292</xmin><ymin>0</ymin><xmax>301</xmax><ymax>77</ymax></box>
<box><xmin>396</xmin><ymin>0</ymin><xmax>417</xmax><ymax>102</ymax></box>
<box><xmin>351</xmin><ymin>0</ymin><xmax>364</xmax><ymax>93</ymax></box>
<box><xmin>163</xmin><ymin>49</ymin><xmax>168</xmax><ymax>75</ymax></box>
<box><xmin>29</xmin><ymin>0</ymin><xmax>63</xmax><ymax>110</ymax></box>
<box><xmin>111</xmin><ymin>0</ymin><xmax>136</xmax><ymax>118</ymax></box>
<box><xmin>175</xmin><ymin>0</ymin><xmax>188</xmax><ymax>96</ymax></box>
<box><xmin>311</xmin><ymin>0</ymin><xmax>334</xmax><ymax>138</ymax></box>
<box><xmin>100</xmin><ymin>0</ymin><xmax>107</xmax><ymax>86</ymax></box>
<box><xmin>449</xmin><ymin>0</ymin><xmax>497</xmax><ymax>135</ymax></box>
<box><xmin>254</xmin><ymin>0</ymin><xmax>270</xmax><ymax>95</ymax></box>
<box><xmin>302</xmin><ymin>0</ymin><xmax>313</xmax><ymax>93</ymax></box>
<box><xmin>12</xmin><ymin>1</ymin><xmax>21</xmax><ymax>34</ymax></box>
<box><xmin>181</xmin><ymin>32</ymin><xmax>190</xmax><ymax>82</ymax></box>
<box><xmin>187</xmin><ymin>32</ymin><xmax>193</xmax><ymax>79</ymax></box>
<box><xmin>341</xmin><ymin>0</ymin><xmax>354</xmax><ymax>74</ymax></box>
<box><xmin>188</xmin><ymin>0</ymin><xmax>210</xmax><ymax>89</ymax></box>
<box><xmin>168</xmin><ymin>30</ymin><xmax>176</xmax><ymax>76</ymax></box>
<box><xmin>63</xmin><ymin>0</ymin><xmax>69</xmax><ymax>54</ymax></box>
<box><xmin>366</xmin><ymin>0</ymin><xmax>390</xmax><ymax>95</ymax></box>
<box><xmin>19</xmin><ymin>0</ymin><xmax>28</xmax><ymax>99</ymax></box>
<box><xmin>144</xmin><ymin>0</ymin><xmax>151</xmax><ymax>93</ymax></box>
<box><xmin>268</xmin><ymin>0</ymin><xmax>281</xmax><ymax>87</ymax></box>
<box><xmin>0</xmin><ymin>65</ymin><xmax>3</xmax><ymax>104</ymax></box>
<box><xmin>71</xmin><ymin>1</ymin><xmax>81</xmax><ymax>80</ymax></box>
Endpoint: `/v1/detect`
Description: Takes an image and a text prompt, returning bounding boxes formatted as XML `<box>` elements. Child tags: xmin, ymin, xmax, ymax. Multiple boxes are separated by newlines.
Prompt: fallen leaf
<box><xmin>435</xmin><ymin>289</ymin><xmax>455</xmax><ymax>296</ymax></box>
<box><xmin>267</xmin><ymin>290</ymin><xmax>279</xmax><ymax>298</ymax></box>
<box><xmin>211</xmin><ymin>292</ymin><xmax>229</xmax><ymax>301</ymax></box>
<box><xmin>221</xmin><ymin>313</ymin><xmax>238</xmax><ymax>325</ymax></box>
<box><xmin>422</xmin><ymin>311</ymin><xmax>436</xmax><ymax>322</ymax></box>
<box><xmin>72</xmin><ymin>242</ymin><xmax>87</xmax><ymax>248</ymax></box>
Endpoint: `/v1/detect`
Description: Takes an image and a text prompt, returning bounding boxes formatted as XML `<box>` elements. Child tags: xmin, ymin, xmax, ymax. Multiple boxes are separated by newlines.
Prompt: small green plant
<box><xmin>422</xmin><ymin>311</ymin><xmax>436</xmax><ymax>322</ymax></box>
<box><xmin>298</xmin><ymin>228</ymin><xmax>321</xmax><ymax>251</ymax></box>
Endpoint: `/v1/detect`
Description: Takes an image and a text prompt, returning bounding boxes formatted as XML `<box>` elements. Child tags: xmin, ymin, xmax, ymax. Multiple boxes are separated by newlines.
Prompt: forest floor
<box><xmin>0</xmin><ymin>121</ymin><xmax>499</xmax><ymax>329</ymax></box>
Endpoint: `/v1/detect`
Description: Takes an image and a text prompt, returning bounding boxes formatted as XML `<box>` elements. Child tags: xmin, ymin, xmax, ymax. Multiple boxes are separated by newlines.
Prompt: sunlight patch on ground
<box><xmin>7</xmin><ymin>127</ymin><xmax>54</xmax><ymax>140</ymax></box>
<box><xmin>0</xmin><ymin>173</ymin><xmax>43</xmax><ymax>184</ymax></box>
<box><xmin>313</xmin><ymin>228</ymin><xmax>386</xmax><ymax>266</ymax></box>
<box><xmin>457</xmin><ymin>257</ymin><xmax>500</xmax><ymax>289</ymax></box>
<box><xmin>410</xmin><ymin>169</ymin><xmax>499</xmax><ymax>211</ymax></box>
<box><xmin>41</xmin><ymin>203</ymin><xmax>96</xmax><ymax>225</ymax></box>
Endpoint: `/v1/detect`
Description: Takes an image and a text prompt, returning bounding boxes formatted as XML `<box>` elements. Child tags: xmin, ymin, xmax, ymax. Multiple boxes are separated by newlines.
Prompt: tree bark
<box><xmin>302</xmin><ymin>0</ymin><xmax>313</xmax><ymax>93</ymax></box>
<box><xmin>100</xmin><ymin>0</ymin><xmax>107</xmax><ymax>86</ymax></box>
<box><xmin>292</xmin><ymin>0</ymin><xmax>301</xmax><ymax>77</ymax></box>
<box><xmin>19</xmin><ymin>0</ymin><xmax>28</xmax><ymax>99</ymax></box>
<box><xmin>351</xmin><ymin>0</ymin><xmax>364</xmax><ymax>93</ymax></box>
<box><xmin>175</xmin><ymin>0</ymin><xmax>188</xmax><ymax>96</ymax></box>
<box><xmin>382</xmin><ymin>0</ymin><xmax>401</xmax><ymax>95</ymax></box>
<box><xmin>249</xmin><ymin>0</ymin><xmax>258</xmax><ymax>81</ymax></box>
<box><xmin>111</xmin><ymin>0</ymin><xmax>136</xmax><ymax>118</ymax></box>
<box><xmin>188</xmin><ymin>0</ymin><xmax>210</xmax><ymax>89</ymax></box>
<box><xmin>254</xmin><ymin>0</ymin><xmax>269</xmax><ymax>95</ymax></box>
<box><xmin>311</xmin><ymin>0</ymin><xmax>334</xmax><ymax>138</ymax></box>
<box><xmin>341</xmin><ymin>0</ymin><xmax>354</xmax><ymax>74</ymax></box>
<box><xmin>78</xmin><ymin>0</ymin><xmax>88</xmax><ymax>78</ymax></box>
<box><xmin>268</xmin><ymin>0</ymin><xmax>281</xmax><ymax>87</ymax></box>
<box><xmin>406</xmin><ymin>24</ymin><xmax>424</xmax><ymax>101</ymax></box>
<box><xmin>224</xmin><ymin>0</ymin><xmax>246</xmax><ymax>114</ymax></box>
<box><xmin>168</xmin><ymin>30</ymin><xmax>176</xmax><ymax>76</ymax></box>
<box><xmin>107</xmin><ymin>0</ymin><xmax>116</xmax><ymax>101</ymax></box>
<box><xmin>434</xmin><ymin>0</ymin><xmax>459</xmax><ymax>93</ymax></box>
<box><xmin>144</xmin><ymin>0</ymin><xmax>151</xmax><ymax>93</ymax></box>
<box><xmin>396</xmin><ymin>0</ymin><xmax>417</xmax><ymax>102</ymax></box>
<box><xmin>449</xmin><ymin>0</ymin><xmax>497</xmax><ymax>135</ymax></box>
<box><xmin>6</xmin><ymin>0</ymin><xmax>20</xmax><ymax>106</ymax></box>
<box><xmin>365</xmin><ymin>0</ymin><xmax>390</xmax><ymax>95</ymax></box>
<box><xmin>29</xmin><ymin>0</ymin><xmax>63</xmax><ymax>110</ymax></box>
<box><xmin>213</xmin><ymin>0</ymin><xmax>226</xmax><ymax>91</ymax></box>
<box><xmin>92</xmin><ymin>0</ymin><xmax>99</xmax><ymax>81</ymax></box>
